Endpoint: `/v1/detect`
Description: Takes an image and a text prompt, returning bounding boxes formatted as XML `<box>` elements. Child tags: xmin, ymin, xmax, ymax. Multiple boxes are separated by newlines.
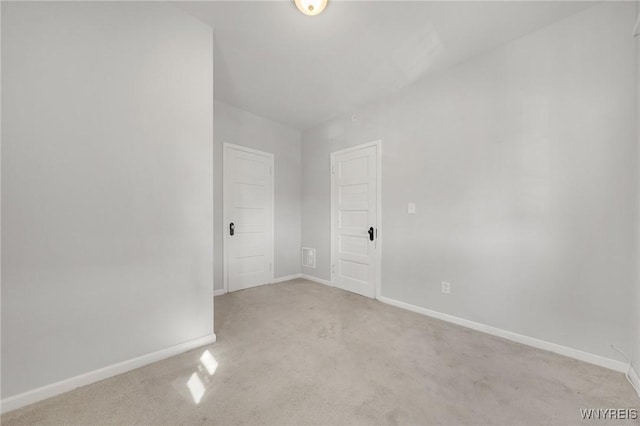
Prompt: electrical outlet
<box><xmin>408</xmin><ymin>203</ymin><xmax>416</xmax><ymax>214</ymax></box>
<box><xmin>441</xmin><ymin>281</ymin><xmax>451</xmax><ymax>294</ymax></box>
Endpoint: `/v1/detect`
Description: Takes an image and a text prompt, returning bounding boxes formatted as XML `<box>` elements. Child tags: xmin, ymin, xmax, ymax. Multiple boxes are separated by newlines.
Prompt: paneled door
<box><xmin>223</xmin><ymin>143</ymin><xmax>274</xmax><ymax>292</ymax></box>
<box><xmin>331</xmin><ymin>141</ymin><xmax>380</xmax><ymax>298</ymax></box>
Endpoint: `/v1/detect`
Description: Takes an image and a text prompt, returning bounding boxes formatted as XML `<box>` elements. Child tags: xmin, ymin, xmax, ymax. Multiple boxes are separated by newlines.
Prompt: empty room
<box><xmin>1</xmin><ymin>0</ymin><xmax>639</xmax><ymax>424</ymax></box>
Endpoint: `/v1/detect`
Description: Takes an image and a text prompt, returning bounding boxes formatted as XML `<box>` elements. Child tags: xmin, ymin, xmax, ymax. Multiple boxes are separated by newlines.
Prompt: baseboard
<box><xmin>377</xmin><ymin>296</ymin><xmax>627</xmax><ymax>373</ymax></box>
<box><xmin>0</xmin><ymin>333</ymin><xmax>217</xmax><ymax>414</ymax></box>
<box><xmin>300</xmin><ymin>274</ymin><xmax>332</xmax><ymax>287</ymax></box>
<box><xmin>629</xmin><ymin>365</ymin><xmax>640</xmax><ymax>399</ymax></box>
<box><xmin>270</xmin><ymin>273</ymin><xmax>302</xmax><ymax>284</ymax></box>
<box><xmin>215</xmin><ymin>274</ymin><xmax>303</xmax><ymax>296</ymax></box>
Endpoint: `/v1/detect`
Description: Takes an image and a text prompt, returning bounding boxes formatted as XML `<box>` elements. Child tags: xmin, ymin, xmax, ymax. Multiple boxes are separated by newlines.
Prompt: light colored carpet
<box><xmin>2</xmin><ymin>278</ymin><xmax>638</xmax><ymax>425</ymax></box>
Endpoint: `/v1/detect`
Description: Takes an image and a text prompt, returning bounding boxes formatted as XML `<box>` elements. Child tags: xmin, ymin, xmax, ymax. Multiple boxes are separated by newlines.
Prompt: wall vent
<box><xmin>302</xmin><ymin>247</ymin><xmax>316</xmax><ymax>268</ymax></box>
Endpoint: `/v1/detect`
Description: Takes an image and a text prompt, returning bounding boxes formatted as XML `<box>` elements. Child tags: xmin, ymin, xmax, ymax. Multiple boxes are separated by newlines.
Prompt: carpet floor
<box><xmin>2</xmin><ymin>278</ymin><xmax>638</xmax><ymax>425</ymax></box>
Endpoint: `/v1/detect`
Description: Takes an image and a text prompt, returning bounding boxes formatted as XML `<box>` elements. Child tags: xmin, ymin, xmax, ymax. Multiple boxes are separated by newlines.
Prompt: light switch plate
<box><xmin>408</xmin><ymin>203</ymin><xmax>416</xmax><ymax>214</ymax></box>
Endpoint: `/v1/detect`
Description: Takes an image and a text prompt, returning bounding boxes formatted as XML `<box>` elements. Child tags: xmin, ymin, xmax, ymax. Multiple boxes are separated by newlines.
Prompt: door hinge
<box><xmin>331</xmin><ymin>165</ymin><xmax>336</xmax><ymax>174</ymax></box>
<box><xmin>332</xmin><ymin>264</ymin><xmax>336</xmax><ymax>274</ymax></box>
<box><xmin>270</xmin><ymin>263</ymin><xmax>272</xmax><ymax>272</ymax></box>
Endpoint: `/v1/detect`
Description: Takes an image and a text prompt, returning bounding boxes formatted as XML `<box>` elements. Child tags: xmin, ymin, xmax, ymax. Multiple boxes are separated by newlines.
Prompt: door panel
<box><xmin>331</xmin><ymin>144</ymin><xmax>378</xmax><ymax>298</ymax></box>
<box><xmin>340</xmin><ymin>235</ymin><xmax>368</xmax><ymax>256</ymax></box>
<box><xmin>339</xmin><ymin>210</ymin><xmax>368</xmax><ymax>228</ymax></box>
<box><xmin>339</xmin><ymin>184</ymin><xmax>369</xmax><ymax>206</ymax></box>
<box><xmin>224</xmin><ymin>144</ymin><xmax>274</xmax><ymax>292</ymax></box>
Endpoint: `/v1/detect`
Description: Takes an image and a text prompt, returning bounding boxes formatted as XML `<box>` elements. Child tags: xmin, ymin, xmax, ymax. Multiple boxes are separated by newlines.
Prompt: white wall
<box><xmin>302</xmin><ymin>2</ymin><xmax>637</xmax><ymax>361</ymax></box>
<box><xmin>214</xmin><ymin>100</ymin><xmax>301</xmax><ymax>291</ymax></box>
<box><xmin>634</xmin><ymin>1</ymin><xmax>640</xmax><ymax>378</ymax></box>
<box><xmin>1</xmin><ymin>2</ymin><xmax>214</xmax><ymax>398</ymax></box>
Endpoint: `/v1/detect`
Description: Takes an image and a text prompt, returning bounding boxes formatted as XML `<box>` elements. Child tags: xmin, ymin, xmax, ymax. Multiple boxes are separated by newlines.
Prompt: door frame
<box><xmin>223</xmin><ymin>142</ymin><xmax>275</xmax><ymax>294</ymax></box>
<box><xmin>330</xmin><ymin>139</ymin><xmax>382</xmax><ymax>299</ymax></box>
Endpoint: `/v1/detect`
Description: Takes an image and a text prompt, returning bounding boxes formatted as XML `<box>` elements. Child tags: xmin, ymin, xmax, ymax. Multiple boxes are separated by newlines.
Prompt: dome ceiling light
<box><xmin>294</xmin><ymin>0</ymin><xmax>328</xmax><ymax>16</ymax></box>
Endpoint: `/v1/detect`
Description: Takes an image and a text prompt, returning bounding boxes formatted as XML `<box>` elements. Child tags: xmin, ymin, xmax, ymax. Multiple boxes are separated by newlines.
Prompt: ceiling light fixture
<box><xmin>294</xmin><ymin>0</ymin><xmax>328</xmax><ymax>16</ymax></box>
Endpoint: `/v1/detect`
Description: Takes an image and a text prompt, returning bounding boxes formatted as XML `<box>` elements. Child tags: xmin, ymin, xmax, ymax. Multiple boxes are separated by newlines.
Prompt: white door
<box><xmin>331</xmin><ymin>141</ymin><xmax>380</xmax><ymax>298</ymax></box>
<box><xmin>223</xmin><ymin>143</ymin><xmax>274</xmax><ymax>292</ymax></box>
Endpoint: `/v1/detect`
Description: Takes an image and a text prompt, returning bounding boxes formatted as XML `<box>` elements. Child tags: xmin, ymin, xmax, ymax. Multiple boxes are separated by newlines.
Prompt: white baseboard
<box><xmin>377</xmin><ymin>296</ymin><xmax>627</xmax><ymax>373</ymax></box>
<box><xmin>629</xmin><ymin>365</ymin><xmax>640</xmax><ymax>399</ymax></box>
<box><xmin>0</xmin><ymin>333</ymin><xmax>217</xmax><ymax>414</ymax></box>
<box><xmin>270</xmin><ymin>273</ymin><xmax>302</xmax><ymax>284</ymax></box>
<box><xmin>215</xmin><ymin>274</ymin><xmax>303</xmax><ymax>296</ymax></box>
<box><xmin>300</xmin><ymin>274</ymin><xmax>332</xmax><ymax>287</ymax></box>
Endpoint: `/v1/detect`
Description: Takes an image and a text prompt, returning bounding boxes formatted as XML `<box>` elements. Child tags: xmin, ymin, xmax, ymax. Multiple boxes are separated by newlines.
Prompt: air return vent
<box><xmin>302</xmin><ymin>247</ymin><xmax>316</xmax><ymax>268</ymax></box>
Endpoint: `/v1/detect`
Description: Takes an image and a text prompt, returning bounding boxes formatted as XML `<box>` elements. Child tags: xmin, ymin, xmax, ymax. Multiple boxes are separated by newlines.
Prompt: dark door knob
<box><xmin>230</xmin><ymin>222</ymin><xmax>235</xmax><ymax>236</ymax></box>
<box><xmin>368</xmin><ymin>227</ymin><xmax>374</xmax><ymax>241</ymax></box>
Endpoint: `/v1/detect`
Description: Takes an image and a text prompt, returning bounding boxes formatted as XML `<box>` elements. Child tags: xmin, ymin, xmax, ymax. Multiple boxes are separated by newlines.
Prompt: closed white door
<box><xmin>224</xmin><ymin>143</ymin><xmax>274</xmax><ymax>292</ymax></box>
<box><xmin>331</xmin><ymin>142</ymin><xmax>380</xmax><ymax>298</ymax></box>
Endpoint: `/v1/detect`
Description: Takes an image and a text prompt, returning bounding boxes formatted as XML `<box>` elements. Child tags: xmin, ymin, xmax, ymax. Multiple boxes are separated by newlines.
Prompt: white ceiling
<box><xmin>179</xmin><ymin>1</ymin><xmax>594</xmax><ymax>130</ymax></box>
